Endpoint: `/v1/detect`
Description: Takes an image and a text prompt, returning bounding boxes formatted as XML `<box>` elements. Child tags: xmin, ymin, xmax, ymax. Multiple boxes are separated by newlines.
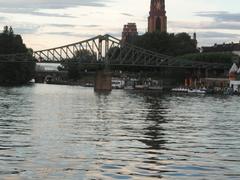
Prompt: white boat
<box><xmin>112</xmin><ymin>79</ymin><xmax>125</xmax><ymax>89</ymax></box>
<box><xmin>84</xmin><ymin>83</ymin><xmax>94</xmax><ymax>87</ymax></box>
<box><xmin>171</xmin><ymin>88</ymin><xmax>188</xmax><ymax>93</ymax></box>
<box><xmin>171</xmin><ymin>87</ymin><xmax>206</xmax><ymax>94</ymax></box>
<box><xmin>187</xmin><ymin>88</ymin><xmax>207</xmax><ymax>94</ymax></box>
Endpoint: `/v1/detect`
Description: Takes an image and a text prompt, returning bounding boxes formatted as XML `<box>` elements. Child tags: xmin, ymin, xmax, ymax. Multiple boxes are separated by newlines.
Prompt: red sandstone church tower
<box><xmin>148</xmin><ymin>0</ymin><xmax>167</xmax><ymax>32</ymax></box>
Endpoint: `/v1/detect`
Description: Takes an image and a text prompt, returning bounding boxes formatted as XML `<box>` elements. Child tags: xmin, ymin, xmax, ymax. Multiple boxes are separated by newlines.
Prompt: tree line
<box><xmin>0</xmin><ymin>26</ymin><xmax>35</xmax><ymax>85</ymax></box>
<box><xmin>131</xmin><ymin>32</ymin><xmax>199</xmax><ymax>56</ymax></box>
<box><xmin>130</xmin><ymin>32</ymin><xmax>236</xmax><ymax>64</ymax></box>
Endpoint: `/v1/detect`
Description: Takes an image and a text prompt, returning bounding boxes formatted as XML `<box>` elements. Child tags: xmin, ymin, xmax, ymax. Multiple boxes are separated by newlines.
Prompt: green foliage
<box><xmin>61</xmin><ymin>49</ymin><xmax>97</xmax><ymax>79</ymax></box>
<box><xmin>74</xmin><ymin>49</ymin><xmax>96</xmax><ymax>63</ymax></box>
<box><xmin>106</xmin><ymin>47</ymin><xmax>120</xmax><ymax>59</ymax></box>
<box><xmin>132</xmin><ymin>32</ymin><xmax>199</xmax><ymax>56</ymax></box>
<box><xmin>0</xmin><ymin>26</ymin><xmax>28</xmax><ymax>54</ymax></box>
<box><xmin>179</xmin><ymin>52</ymin><xmax>237</xmax><ymax>64</ymax></box>
<box><xmin>0</xmin><ymin>62</ymin><xmax>35</xmax><ymax>85</ymax></box>
<box><xmin>0</xmin><ymin>26</ymin><xmax>35</xmax><ymax>85</ymax></box>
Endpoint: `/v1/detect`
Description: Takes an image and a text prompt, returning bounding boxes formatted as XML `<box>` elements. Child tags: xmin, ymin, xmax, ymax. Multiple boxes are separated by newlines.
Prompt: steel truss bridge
<box><xmin>0</xmin><ymin>34</ymin><xmax>231</xmax><ymax>70</ymax></box>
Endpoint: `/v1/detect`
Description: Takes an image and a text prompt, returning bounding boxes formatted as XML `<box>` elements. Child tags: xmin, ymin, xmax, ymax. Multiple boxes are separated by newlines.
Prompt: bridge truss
<box><xmin>0</xmin><ymin>34</ymin><xmax>231</xmax><ymax>70</ymax></box>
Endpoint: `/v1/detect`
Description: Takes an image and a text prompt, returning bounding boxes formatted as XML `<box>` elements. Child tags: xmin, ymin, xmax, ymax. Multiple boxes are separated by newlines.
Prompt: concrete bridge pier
<box><xmin>94</xmin><ymin>71</ymin><xmax>112</xmax><ymax>92</ymax></box>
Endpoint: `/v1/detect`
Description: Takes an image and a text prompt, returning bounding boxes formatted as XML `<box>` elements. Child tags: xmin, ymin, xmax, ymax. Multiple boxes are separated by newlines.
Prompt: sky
<box><xmin>0</xmin><ymin>0</ymin><xmax>239</xmax><ymax>50</ymax></box>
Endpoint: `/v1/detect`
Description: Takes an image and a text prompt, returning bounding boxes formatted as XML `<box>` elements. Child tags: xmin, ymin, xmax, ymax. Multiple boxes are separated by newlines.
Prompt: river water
<box><xmin>0</xmin><ymin>84</ymin><xmax>239</xmax><ymax>180</ymax></box>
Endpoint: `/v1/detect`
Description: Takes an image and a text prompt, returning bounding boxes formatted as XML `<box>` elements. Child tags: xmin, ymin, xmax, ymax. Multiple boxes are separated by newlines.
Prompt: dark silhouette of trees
<box><xmin>74</xmin><ymin>49</ymin><xmax>97</xmax><ymax>63</ymax></box>
<box><xmin>132</xmin><ymin>32</ymin><xmax>199</xmax><ymax>56</ymax></box>
<box><xmin>60</xmin><ymin>49</ymin><xmax>97</xmax><ymax>80</ymax></box>
<box><xmin>0</xmin><ymin>26</ymin><xmax>28</xmax><ymax>54</ymax></box>
<box><xmin>106</xmin><ymin>47</ymin><xmax>120</xmax><ymax>60</ymax></box>
<box><xmin>0</xmin><ymin>26</ymin><xmax>35</xmax><ymax>85</ymax></box>
<box><xmin>179</xmin><ymin>52</ymin><xmax>238</xmax><ymax>64</ymax></box>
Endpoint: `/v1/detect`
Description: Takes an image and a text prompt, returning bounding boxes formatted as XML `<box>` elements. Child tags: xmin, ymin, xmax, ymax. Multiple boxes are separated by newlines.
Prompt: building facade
<box><xmin>122</xmin><ymin>23</ymin><xmax>138</xmax><ymax>43</ymax></box>
<box><xmin>148</xmin><ymin>0</ymin><xmax>167</xmax><ymax>33</ymax></box>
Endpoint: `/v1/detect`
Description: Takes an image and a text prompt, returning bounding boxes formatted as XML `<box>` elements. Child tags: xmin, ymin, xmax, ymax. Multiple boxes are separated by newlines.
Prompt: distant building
<box><xmin>229</xmin><ymin>63</ymin><xmax>239</xmax><ymax>81</ymax></box>
<box><xmin>228</xmin><ymin>63</ymin><xmax>240</xmax><ymax>93</ymax></box>
<box><xmin>193</xmin><ymin>32</ymin><xmax>198</xmax><ymax>47</ymax></box>
<box><xmin>148</xmin><ymin>0</ymin><xmax>167</xmax><ymax>33</ymax></box>
<box><xmin>122</xmin><ymin>23</ymin><xmax>138</xmax><ymax>43</ymax></box>
<box><xmin>202</xmin><ymin>42</ymin><xmax>240</xmax><ymax>53</ymax></box>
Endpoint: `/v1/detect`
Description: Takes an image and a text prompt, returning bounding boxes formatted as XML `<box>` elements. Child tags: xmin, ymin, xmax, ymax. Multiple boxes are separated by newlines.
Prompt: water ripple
<box><xmin>0</xmin><ymin>84</ymin><xmax>239</xmax><ymax>179</ymax></box>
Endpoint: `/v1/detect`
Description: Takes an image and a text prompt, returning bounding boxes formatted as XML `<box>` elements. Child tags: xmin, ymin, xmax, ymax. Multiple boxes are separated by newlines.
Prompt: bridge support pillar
<box><xmin>94</xmin><ymin>71</ymin><xmax>112</xmax><ymax>92</ymax></box>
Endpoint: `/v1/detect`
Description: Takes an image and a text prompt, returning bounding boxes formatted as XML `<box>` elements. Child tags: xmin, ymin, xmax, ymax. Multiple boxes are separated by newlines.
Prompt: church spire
<box><xmin>148</xmin><ymin>0</ymin><xmax>167</xmax><ymax>32</ymax></box>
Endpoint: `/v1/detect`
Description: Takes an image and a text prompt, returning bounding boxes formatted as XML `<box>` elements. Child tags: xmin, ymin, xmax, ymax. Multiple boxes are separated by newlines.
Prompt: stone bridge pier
<box><xmin>94</xmin><ymin>71</ymin><xmax>112</xmax><ymax>91</ymax></box>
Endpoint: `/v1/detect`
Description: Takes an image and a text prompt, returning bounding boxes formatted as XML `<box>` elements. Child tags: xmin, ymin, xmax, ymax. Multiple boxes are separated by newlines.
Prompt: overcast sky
<box><xmin>0</xmin><ymin>0</ymin><xmax>239</xmax><ymax>50</ymax></box>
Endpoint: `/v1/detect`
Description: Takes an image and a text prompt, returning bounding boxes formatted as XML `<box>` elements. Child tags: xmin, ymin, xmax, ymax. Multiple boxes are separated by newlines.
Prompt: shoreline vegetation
<box><xmin>0</xmin><ymin>26</ymin><xmax>35</xmax><ymax>86</ymax></box>
<box><xmin>179</xmin><ymin>52</ymin><xmax>238</xmax><ymax>65</ymax></box>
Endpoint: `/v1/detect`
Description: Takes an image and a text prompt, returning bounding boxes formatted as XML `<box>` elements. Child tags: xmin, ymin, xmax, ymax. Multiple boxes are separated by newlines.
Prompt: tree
<box><xmin>0</xmin><ymin>26</ymin><xmax>35</xmax><ymax>85</ymax></box>
<box><xmin>132</xmin><ymin>32</ymin><xmax>199</xmax><ymax>56</ymax></box>
<box><xmin>61</xmin><ymin>49</ymin><xmax>97</xmax><ymax>80</ymax></box>
<box><xmin>74</xmin><ymin>49</ymin><xmax>96</xmax><ymax>63</ymax></box>
<box><xmin>179</xmin><ymin>52</ymin><xmax>238</xmax><ymax>64</ymax></box>
<box><xmin>106</xmin><ymin>47</ymin><xmax>120</xmax><ymax>60</ymax></box>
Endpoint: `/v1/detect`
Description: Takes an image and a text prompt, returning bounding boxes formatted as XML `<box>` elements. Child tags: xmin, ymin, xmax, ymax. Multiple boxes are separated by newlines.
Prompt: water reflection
<box><xmin>141</xmin><ymin>95</ymin><xmax>167</xmax><ymax>150</ymax></box>
<box><xmin>0</xmin><ymin>86</ymin><xmax>34</xmax><ymax>177</ymax></box>
<box><xmin>0</xmin><ymin>85</ymin><xmax>239</xmax><ymax>180</ymax></box>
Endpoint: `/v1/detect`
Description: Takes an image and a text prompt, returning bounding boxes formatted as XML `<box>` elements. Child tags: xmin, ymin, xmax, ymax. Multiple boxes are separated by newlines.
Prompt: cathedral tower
<box><xmin>148</xmin><ymin>0</ymin><xmax>167</xmax><ymax>33</ymax></box>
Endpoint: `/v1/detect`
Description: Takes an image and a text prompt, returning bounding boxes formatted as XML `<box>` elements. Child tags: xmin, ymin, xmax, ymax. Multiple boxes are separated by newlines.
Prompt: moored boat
<box><xmin>171</xmin><ymin>87</ymin><xmax>188</xmax><ymax>93</ymax></box>
<box><xmin>171</xmin><ymin>87</ymin><xmax>207</xmax><ymax>94</ymax></box>
<box><xmin>187</xmin><ymin>88</ymin><xmax>207</xmax><ymax>94</ymax></box>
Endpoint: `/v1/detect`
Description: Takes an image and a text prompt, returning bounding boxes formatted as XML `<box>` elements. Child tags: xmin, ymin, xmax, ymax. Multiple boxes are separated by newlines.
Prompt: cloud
<box><xmin>25</xmin><ymin>11</ymin><xmax>76</xmax><ymax>18</ymax></box>
<box><xmin>3</xmin><ymin>23</ymin><xmax>79</xmax><ymax>35</ymax></box>
<box><xmin>169</xmin><ymin>20</ymin><xmax>240</xmax><ymax>31</ymax></box>
<box><xmin>13</xmin><ymin>24</ymin><xmax>41</xmax><ymax>34</ymax></box>
<box><xmin>0</xmin><ymin>22</ymin><xmax>101</xmax><ymax>36</ymax></box>
<box><xmin>196</xmin><ymin>31</ymin><xmax>240</xmax><ymax>46</ymax></box>
<box><xmin>202</xmin><ymin>22</ymin><xmax>240</xmax><ymax>30</ymax></box>
<box><xmin>169</xmin><ymin>11</ymin><xmax>240</xmax><ymax>31</ymax></box>
<box><xmin>0</xmin><ymin>8</ymin><xmax>76</xmax><ymax>18</ymax></box>
<box><xmin>46</xmin><ymin>24</ymin><xmax>76</xmax><ymax>28</ymax></box>
<box><xmin>121</xmin><ymin>13</ymin><xmax>134</xmax><ymax>17</ymax></box>
<box><xmin>0</xmin><ymin>0</ymin><xmax>109</xmax><ymax>18</ymax></box>
<box><xmin>42</xmin><ymin>31</ymin><xmax>98</xmax><ymax>38</ymax></box>
<box><xmin>190</xmin><ymin>11</ymin><xmax>240</xmax><ymax>30</ymax></box>
<box><xmin>196</xmin><ymin>11</ymin><xmax>240</xmax><ymax>22</ymax></box>
<box><xmin>80</xmin><ymin>25</ymin><xmax>101</xmax><ymax>28</ymax></box>
<box><xmin>169</xmin><ymin>11</ymin><xmax>240</xmax><ymax>45</ymax></box>
<box><xmin>41</xmin><ymin>28</ymin><xmax>121</xmax><ymax>39</ymax></box>
<box><xmin>6</xmin><ymin>23</ymin><xmax>76</xmax><ymax>35</ymax></box>
<box><xmin>197</xmin><ymin>32</ymin><xmax>240</xmax><ymax>39</ymax></box>
<box><xmin>15</xmin><ymin>27</ymin><xmax>39</xmax><ymax>34</ymax></box>
<box><xmin>0</xmin><ymin>0</ymin><xmax>109</xmax><ymax>9</ymax></box>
